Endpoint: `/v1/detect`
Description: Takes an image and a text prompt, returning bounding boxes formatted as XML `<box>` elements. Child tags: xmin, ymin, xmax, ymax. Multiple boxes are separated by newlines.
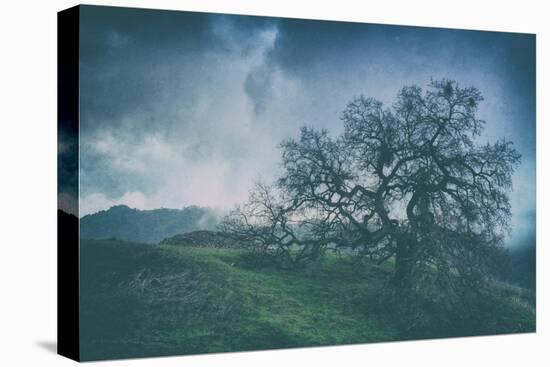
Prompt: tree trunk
<box><xmin>391</xmin><ymin>240</ymin><xmax>414</xmax><ymax>289</ymax></box>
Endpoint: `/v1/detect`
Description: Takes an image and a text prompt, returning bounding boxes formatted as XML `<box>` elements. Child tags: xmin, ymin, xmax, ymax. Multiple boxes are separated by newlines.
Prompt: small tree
<box><xmin>224</xmin><ymin>79</ymin><xmax>520</xmax><ymax>290</ymax></box>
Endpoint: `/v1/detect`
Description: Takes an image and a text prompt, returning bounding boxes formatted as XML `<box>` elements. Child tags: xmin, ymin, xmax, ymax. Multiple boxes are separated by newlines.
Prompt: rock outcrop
<box><xmin>159</xmin><ymin>230</ymin><xmax>242</xmax><ymax>249</ymax></box>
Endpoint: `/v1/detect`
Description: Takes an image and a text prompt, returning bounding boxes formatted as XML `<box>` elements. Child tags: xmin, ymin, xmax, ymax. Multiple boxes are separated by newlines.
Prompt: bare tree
<box><xmin>221</xmin><ymin>182</ymin><xmax>337</xmax><ymax>264</ymax></box>
<box><xmin>224</xmin><ymin>79</ymin><xmax>520</xmax><ymax>289</ymax></box>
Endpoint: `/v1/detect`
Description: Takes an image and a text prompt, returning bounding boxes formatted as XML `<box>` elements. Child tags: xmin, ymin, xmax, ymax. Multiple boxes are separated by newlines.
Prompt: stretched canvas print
<box><xmin>58</xmin><ymin>4</ymin><xmax>536</xmax><ymax>361</ymax></box>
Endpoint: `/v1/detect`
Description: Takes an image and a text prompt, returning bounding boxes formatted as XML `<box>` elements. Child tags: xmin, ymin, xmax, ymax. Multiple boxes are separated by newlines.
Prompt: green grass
<box><xmin>79</xmin><ymin>239</ymin><xmax>535</xmax><ymax>361</ymax></box>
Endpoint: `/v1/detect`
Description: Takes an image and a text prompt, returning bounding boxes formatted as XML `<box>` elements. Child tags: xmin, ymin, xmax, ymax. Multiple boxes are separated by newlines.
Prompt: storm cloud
<box><xmin>78</xmin><ymin>6</ymin><xmax>535</xmax><ymax>246</ymax></box>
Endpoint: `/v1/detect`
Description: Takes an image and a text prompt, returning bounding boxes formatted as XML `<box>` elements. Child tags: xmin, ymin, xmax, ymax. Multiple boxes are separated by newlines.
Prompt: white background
<box><xmin>0</xmin><ymin>0</ymin><xmax>548</xmax><ymax>365</ymax></box>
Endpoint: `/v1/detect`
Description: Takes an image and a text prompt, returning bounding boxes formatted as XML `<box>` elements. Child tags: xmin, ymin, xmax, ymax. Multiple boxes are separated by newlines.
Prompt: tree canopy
<box><xmin>223</xmin><ymin>79</ymin><xmax>520</xmax><ymax>290</ymax></box>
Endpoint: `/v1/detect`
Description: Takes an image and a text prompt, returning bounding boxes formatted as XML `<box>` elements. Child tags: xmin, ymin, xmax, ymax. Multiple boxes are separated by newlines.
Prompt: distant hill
<box><xmin>58</xmin><ymin>209</ymin><xmax>78</xmax><ymax>245</ymax></box>
<box><xmin>58</xmin><ymin>209</ymin><xmax>78</xmax><ymax>227</ymax></box>
<box><xmin>80</xmin><ymin>205</ymin><xmax>221</xmax><ymax>244</ymax></box>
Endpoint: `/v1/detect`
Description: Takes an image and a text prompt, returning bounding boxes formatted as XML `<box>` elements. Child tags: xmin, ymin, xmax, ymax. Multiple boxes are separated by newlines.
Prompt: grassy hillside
<box><xmin>80</xmin><ymin>239</ymin><xmax>535</xmax><ymax>361</ymax></box>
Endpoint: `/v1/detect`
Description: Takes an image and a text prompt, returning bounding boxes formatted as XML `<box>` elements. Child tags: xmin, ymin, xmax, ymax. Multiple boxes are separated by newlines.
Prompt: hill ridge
<box><xmin>80</xmin><ymin>205</ymin><xmax>221</xmax><ymax>244</ymax></box>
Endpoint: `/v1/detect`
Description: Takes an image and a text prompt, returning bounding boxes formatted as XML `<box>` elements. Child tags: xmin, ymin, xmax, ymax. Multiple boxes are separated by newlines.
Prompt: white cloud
<box><xmin>58</xmin><ymin>192</ymin><xmax>78</xmax><ymax>216</ymax></box>
<box><xmin>80</xmin><ymin>191</ymin><xmax>148</xmax><ymax>216</ymax></box>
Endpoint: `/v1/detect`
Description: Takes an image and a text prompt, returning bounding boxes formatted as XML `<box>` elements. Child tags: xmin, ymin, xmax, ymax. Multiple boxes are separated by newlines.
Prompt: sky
<box><xmin>62</xmin><ymin>5</ymin><xmax>536</xmax><ymax>246</ymax></box>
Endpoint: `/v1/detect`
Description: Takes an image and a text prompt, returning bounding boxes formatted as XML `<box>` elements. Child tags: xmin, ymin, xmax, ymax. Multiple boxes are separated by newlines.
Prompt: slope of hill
<box><xmin>80</xmin><ymin>205</ymin><xmax>220</xmax><ymax>244</ymax></box>
<box><xmin>80</xmin><ymin>238</ymin><xmax>535</xmax><ymax>361</ymax></box>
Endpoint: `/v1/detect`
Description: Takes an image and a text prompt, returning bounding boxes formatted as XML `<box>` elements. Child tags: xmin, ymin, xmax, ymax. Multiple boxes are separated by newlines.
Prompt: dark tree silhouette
<box><xmin>223</xmin><ymin>79</ymin><xmax>520</xmax><ymax>290</ymax></box>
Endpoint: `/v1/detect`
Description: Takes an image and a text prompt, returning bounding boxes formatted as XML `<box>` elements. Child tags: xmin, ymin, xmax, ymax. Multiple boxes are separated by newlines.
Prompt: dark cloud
<box><xmin>58</xmin><ymin>122</ymin><xmax>78</xmax><ymax>215</ymax></box>
<box><xmin>266</xmin><ymin>18</ymin><xmax>371</xmax><ymax>76</ymax></box>
<box><xmin>244</xmin><ymin>63</ymin><xmax>276</xmax><ymax>114</ymax></box>
<box><xmin>80</xmin><ymin>6</ymin><xmax>210</xmax><ymax>135</ymax></box>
